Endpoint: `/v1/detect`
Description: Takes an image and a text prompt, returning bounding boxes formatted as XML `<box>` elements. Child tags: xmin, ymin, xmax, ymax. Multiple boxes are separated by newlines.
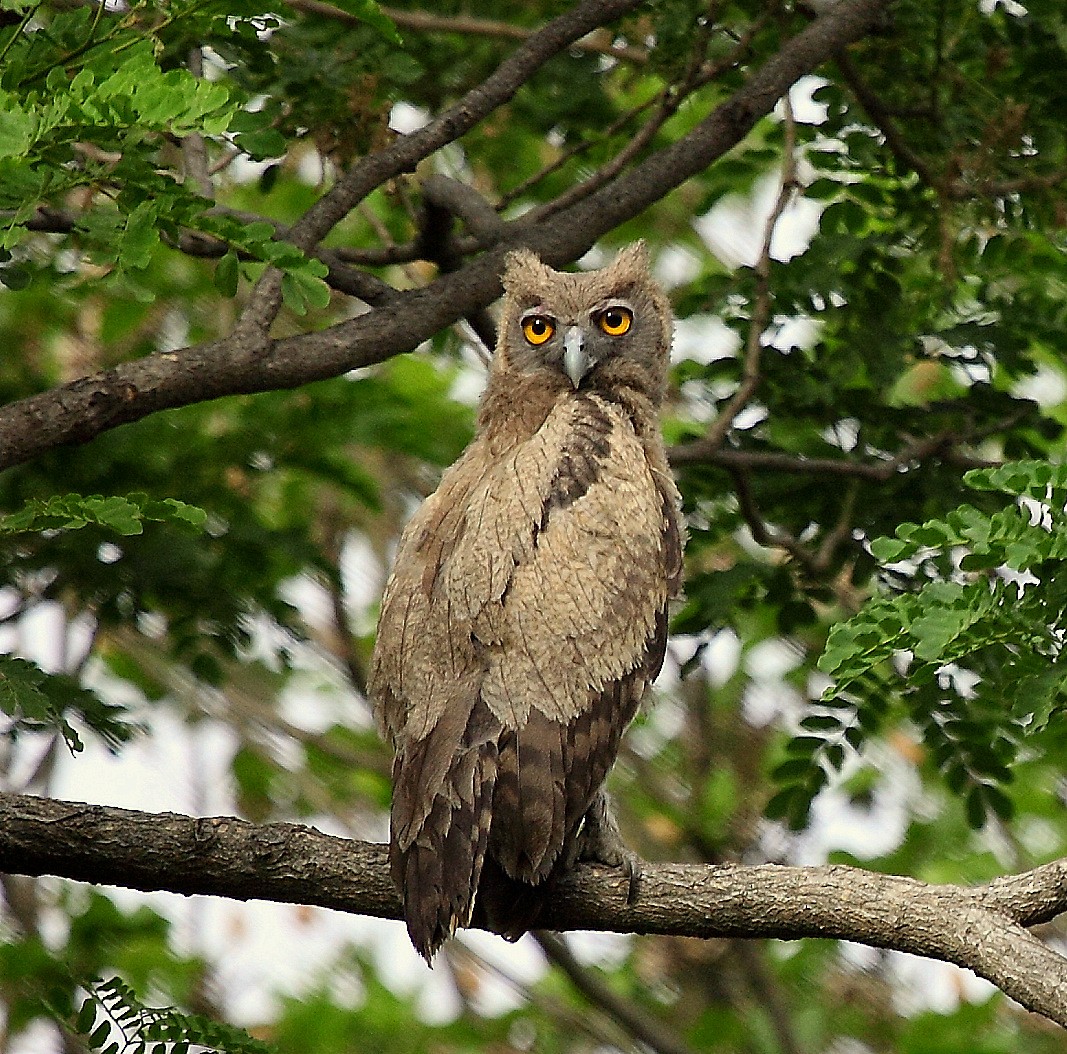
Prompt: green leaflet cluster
<box><xmin>0</xmin><ymin>493</ymin><xmax>206</xmax><ymax>536</ymax></box>
<box><xmin>769</xmin><ymin>461</ymin><xmax>1067</xmax><ymax>829</ymax></box>
<box><xmin>71</xmin><ymin>977</ymin><xmax>270</xmax><ymax>1054</ymax></box>
<box><xmin>0</xmin><ymin>2</ymin><xmax>357</xmax><ymax>311</ymax></box>
<box><xmin>0</xmin><ymin>655</ymin><xmax>135</xmax><ymax>752</ymax></box>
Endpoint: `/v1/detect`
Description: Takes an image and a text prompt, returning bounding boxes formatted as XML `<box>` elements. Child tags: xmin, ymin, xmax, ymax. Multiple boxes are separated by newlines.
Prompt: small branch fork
<box><xmin>1</xmin><ymin>792</ymin><xmax>1066</xmax><ymax>1028</ymax></box>
<box><xmin>835</xmin><ymin>50</ymin><xmax>1067</xmax><ymax>202</ymax></box>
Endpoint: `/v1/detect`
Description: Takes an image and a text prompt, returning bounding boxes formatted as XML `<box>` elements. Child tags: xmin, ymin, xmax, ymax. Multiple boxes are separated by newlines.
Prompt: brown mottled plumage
<box><xmin>369</xmin><ymin>243</ymin><xmax>684</xmax><ymax>961</ymax></box>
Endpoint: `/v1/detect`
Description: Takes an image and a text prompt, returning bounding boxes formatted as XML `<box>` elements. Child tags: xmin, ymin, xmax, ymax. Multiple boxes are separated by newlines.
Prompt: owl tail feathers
<box><xmin>391</xmin><ymin>764</ymin><xmax>501</xmax><ymax>961</ymax></box>
<box><xmin>391</xmin><ymin>819</ymin><xmax>481</xmax><ymax>963</ymax></box>
<box><xmin>471</xmin><ymin>855</ymin><xmax>555</xmax><ymax>942</ymax></box>
<box><xmin>390</xmin><ymin>697</ymin><xmax>501</xmax><ymax>963</ymax></box>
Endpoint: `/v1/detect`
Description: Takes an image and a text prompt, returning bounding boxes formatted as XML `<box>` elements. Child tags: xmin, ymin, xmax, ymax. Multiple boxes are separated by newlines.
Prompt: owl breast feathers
<box><xmin>369</xmin><ymin>242</ymin><xmax>684</xmax><ymax>961</ymax></box>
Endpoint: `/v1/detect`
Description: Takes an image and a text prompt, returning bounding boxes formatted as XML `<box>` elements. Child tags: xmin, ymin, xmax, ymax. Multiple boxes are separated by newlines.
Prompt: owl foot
<box><xmin>578</xmin><ymin>791</ymin><xmax>643</xmax><ymax>904</ymax></box>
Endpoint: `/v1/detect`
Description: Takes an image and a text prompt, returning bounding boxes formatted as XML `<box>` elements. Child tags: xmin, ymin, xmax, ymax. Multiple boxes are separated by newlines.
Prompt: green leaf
<box><xmin>0</xmin><ymin>103</ymin><xmax>34</xmax><ymax>158</ymax></box>
<box><xmin>75</xmin><ymin>998</ymin><xmax>98</xmax><ymax>1035</ymax></box>
<box><xmin>280</xmin><ymin>267</ymin><xmax>331</xmax><ymax>315</ymax></box>
<box><xmin>215</xmin><ymin>251</ymin><xmax>239</xmax><ymax>298</ymax></box>
<box><xmin>120</xmin><ymin>203</ymin><xmax>160</xmax><ymax>270</ymax></box>
<box><xmin>869</xmin><ymin>537</ymin><xmax>910</xmax><ymax>563</ymax></box>
<box><xmin>0</xmin><ymin>262</ymin><xmax>30</xmax><ymax>290</ymax></box>
<box><xmin>0</xmin><ymin>656</ymin><xmax>50</xmax><ymax>721</ymax></box>
<box><xmin>798</xmin><ymin>714</ymin><xmax>842</xmax><ymax>732</ymax></box>
<box><xmin>235</xmin><ymin>128</ymin><xmax>287</xmax><ymax>161</ymax></box>
<box><xmin>910</xmin><ymin>603</ymin><xmax>974</xmax><ymax>661</ymax></box>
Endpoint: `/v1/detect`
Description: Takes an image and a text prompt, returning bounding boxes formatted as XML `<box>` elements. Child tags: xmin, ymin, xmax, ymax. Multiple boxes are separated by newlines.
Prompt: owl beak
<box><xmin>563</xmin><ymin>326</ymin><xmax>592</xmax><ymax>388</ymax></box>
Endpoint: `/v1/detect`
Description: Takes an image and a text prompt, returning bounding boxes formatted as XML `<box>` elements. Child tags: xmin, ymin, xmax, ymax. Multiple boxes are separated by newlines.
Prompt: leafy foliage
<box><xmin>2</xmin><ymin>0</ymin><xmax>1067</xmax><ymax>1050</ymax></box>
<box><xmin>0</xmin><ymin>0</ymin><xmax>334</xmax><ymax>306</ymax></box>
<box><xmin>0</xmin><ymin>655</ymin><xmax>136</xmax><ymax>752</ymax></box>
<box><xmin>0</xmin><ymin>493</ymin><xmax>206</xmax><ymax>536</ymax></box>
<box><xmin>70</xmin><ymin>977</ymin><xmax>269</xmax><ymax>1054</ymax></box>
<box><xmin>768</xmin><ymin>462</ymin><xmax>1067</xmax><ymax>829</ymax></box>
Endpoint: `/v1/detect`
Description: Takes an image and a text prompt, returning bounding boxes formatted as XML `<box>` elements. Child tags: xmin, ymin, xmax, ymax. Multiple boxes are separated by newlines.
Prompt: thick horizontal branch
<box><xmin>0</xmin><ymin>0</ymin><xmax>892</xmax><ymax>473</ymax></box>
<box><xmin>1</xmin><ymin>792</ymin><xmax>1066</xmax><ymax>1026</ymax></box>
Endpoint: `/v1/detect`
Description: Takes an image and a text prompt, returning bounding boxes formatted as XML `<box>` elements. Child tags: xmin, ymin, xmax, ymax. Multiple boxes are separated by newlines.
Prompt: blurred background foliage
<box><xmin>3</xmin><ymin>0</ymin><xmax>1067</xmax><ymax>1050</ymax></box>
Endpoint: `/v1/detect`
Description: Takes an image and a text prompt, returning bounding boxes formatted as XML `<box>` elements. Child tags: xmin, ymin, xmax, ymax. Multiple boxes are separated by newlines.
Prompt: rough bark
<box><xmin>2</xmin><ymin>792</ymin><xmax>1066</xmax><ymax>1028</ymax></box>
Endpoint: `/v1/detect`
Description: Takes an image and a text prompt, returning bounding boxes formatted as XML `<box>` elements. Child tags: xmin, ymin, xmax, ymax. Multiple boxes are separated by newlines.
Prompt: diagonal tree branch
<box><xmin>1</xmin><ymin>792</ymin><xmax>1066</xmax><ymax>1027</ymax></box>
<box><xmin>237</xmin><ymin>0</ymin><xmax>646</xmax><ymax>330</ymax></box>
<box><xmin>701</xmin><ymin>94</ymin><xmax>798</xmax><ymax>453</ymax></box>
<box><xmin>0</xmin><ymin>0</ymin><xmax>893</xmax><ymax>475</ymax></box>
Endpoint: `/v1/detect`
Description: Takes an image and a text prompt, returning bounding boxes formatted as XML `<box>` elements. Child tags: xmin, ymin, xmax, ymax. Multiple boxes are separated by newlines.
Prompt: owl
<box><xmin>369</xmin><ymin>242</ymin><xmax>684</xmax><ymax>961</ymax></box>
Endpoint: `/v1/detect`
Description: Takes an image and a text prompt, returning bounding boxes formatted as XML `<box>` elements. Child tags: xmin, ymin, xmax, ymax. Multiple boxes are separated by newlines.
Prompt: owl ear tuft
<box><xmin>609</xmin><ymin>241</ymin><xmax>650</xmax><ymax>280</ymax></box>
<box><xmin>502</xmin><ymin>248</ymin><xmax>553</xmax><ymax>292</ymax></box>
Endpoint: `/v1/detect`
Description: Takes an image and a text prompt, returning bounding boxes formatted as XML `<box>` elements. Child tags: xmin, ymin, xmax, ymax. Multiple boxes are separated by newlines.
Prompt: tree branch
<box><xmin>534</xmin><ymin>933</ymin><xmax>698</xmax><ymax>1054</ymax></box>
<box><xmin>20</xmin><ymin>205</ymin><xmax>400</xmax><ymax>306</ymax></box>
<box><xmin>671</xmin><ymin>430</ymin><xmax>1001</xmax><ymax>477</ymax></box>
<box><xmin>835</xmin><ymin>50</ymin><xmax>940</xmax><ymax>189</ymax></box>
<box><xmin>237</xmin><ymin>0</ymin><xmax>646</xmax><ymax>329</ymax></box>
<box><xmin>701</xmin><ymin>93</ymin><xmax>798</xmax><ymax>452</ymax></box>
<box><xmin>1</xmin><ymin>792</ymin><xmax>1066</xmax><ymax>1027</ymax></box>
<box><xmin>284</xmin><ymin>0</ymin><xmax>650</xmax><ymax>65</ymax></box>
<box><xmin>0</xmin><ymin>0</ymin><xmax>893</xmax><ymax>474</ymax></box>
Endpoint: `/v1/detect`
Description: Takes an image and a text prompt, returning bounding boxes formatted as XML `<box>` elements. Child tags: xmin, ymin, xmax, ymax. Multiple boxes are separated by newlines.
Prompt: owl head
<box><xmin>495</xmin><ymin>242</ymin><xmax>672</xmax><ymax>402</ymax></box>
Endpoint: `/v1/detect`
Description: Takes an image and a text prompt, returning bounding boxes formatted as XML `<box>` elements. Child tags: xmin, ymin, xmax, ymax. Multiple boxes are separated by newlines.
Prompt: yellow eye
<box><xmin>522</xmin><ymin>315</ymin><xmax>555</xmax><ymax>346</ymax></box>
<box><xmin>598</xmin><ymin>307</ymin><xmax>632</xmax><ymax>336</ymax></box>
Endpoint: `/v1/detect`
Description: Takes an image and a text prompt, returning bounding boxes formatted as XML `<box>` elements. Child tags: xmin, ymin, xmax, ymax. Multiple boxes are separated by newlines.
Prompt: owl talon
<box><xmin>578</xmin><ymin>791</ymin><xmax>644</xmax><ymax>903</ymax></box>
<box><xmin>623</xmin><ymin>853</ymin><xmax>643</xmax><ymax>905</ymax></box>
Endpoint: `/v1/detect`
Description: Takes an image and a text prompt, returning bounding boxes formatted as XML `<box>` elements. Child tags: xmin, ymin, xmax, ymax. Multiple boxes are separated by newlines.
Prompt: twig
<box><xmin>315</xmin><ymin>518</ymin><xmax>370</xmax><ymax>698</ymax></box>
<box><xmin>19</xmin><ymin>205</ymin><xmax>400</xmax><ymax>306</ymax></box>
<box><xmin>535</xmin><ymin>933</ymin><xmax>698</xmax><ymax>1054</ymax></box>
<box><xmin>729</xmin><ymin>941</ymin><xmax>806</xmax><ymax>1054</ymax></box>
<box><xmin>814</xmin><ymin>479</ymin><xmax>858</xmax><ymax>572</ymax></box>
<box><xmin>497</xmin><ymin>93</ymin><xmax>661</xmax><ymax>210</ymax></box>
<box><xmin>382</xmin><ymin>6</ymin><xmax>649</xmax><ymax>65</ymax></box>
<box><xmin>730</xmin><ymin>467</ymin><xmax>815</xmax><ymax>571</ymax></box>
<box><xmin>523</xmin><ymin>14</ymin><xmax>768</xmax><ymax>225</ymax></box>
<box><xmin>669</xmin><ymin>435</ymin><xmax>999</xmax><ymax>478</ymax></box>
<box><xmin>445</xmin><ymin>940</ymin><xmax>629</xmax><ymax>1050</ymax></box>
<box><xmin>838</xmin><ymin>46</ymin><xmax>1067</xmax><ymax>204</ymax></box>
<box><xmin>835</xmin><ymin>50</ymin><xmax>939</xmax><ymax>188</ymax></box>
<box><xmin>101</xmin><ymin>624</ymin><xmax>385</xmax><ymax>775</ymax></box>
<box><xmin>703</xmin><ymin>93</ymin><xmax>797</xmax><ymax>452</ymax></box>
<box><xmin>284</xmin><ymin>0</ymin><xmax>649</xmax><ymax>65</ymax></box>
<box><xmin>946</xmin><ymin>168</ymin><xmax>1067</xmax><ymax>201</ymax></box>
<box><xmin>181</xmin><ymin>47</ymin><xmax>213</xmax><ymax>199</ymax></box>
